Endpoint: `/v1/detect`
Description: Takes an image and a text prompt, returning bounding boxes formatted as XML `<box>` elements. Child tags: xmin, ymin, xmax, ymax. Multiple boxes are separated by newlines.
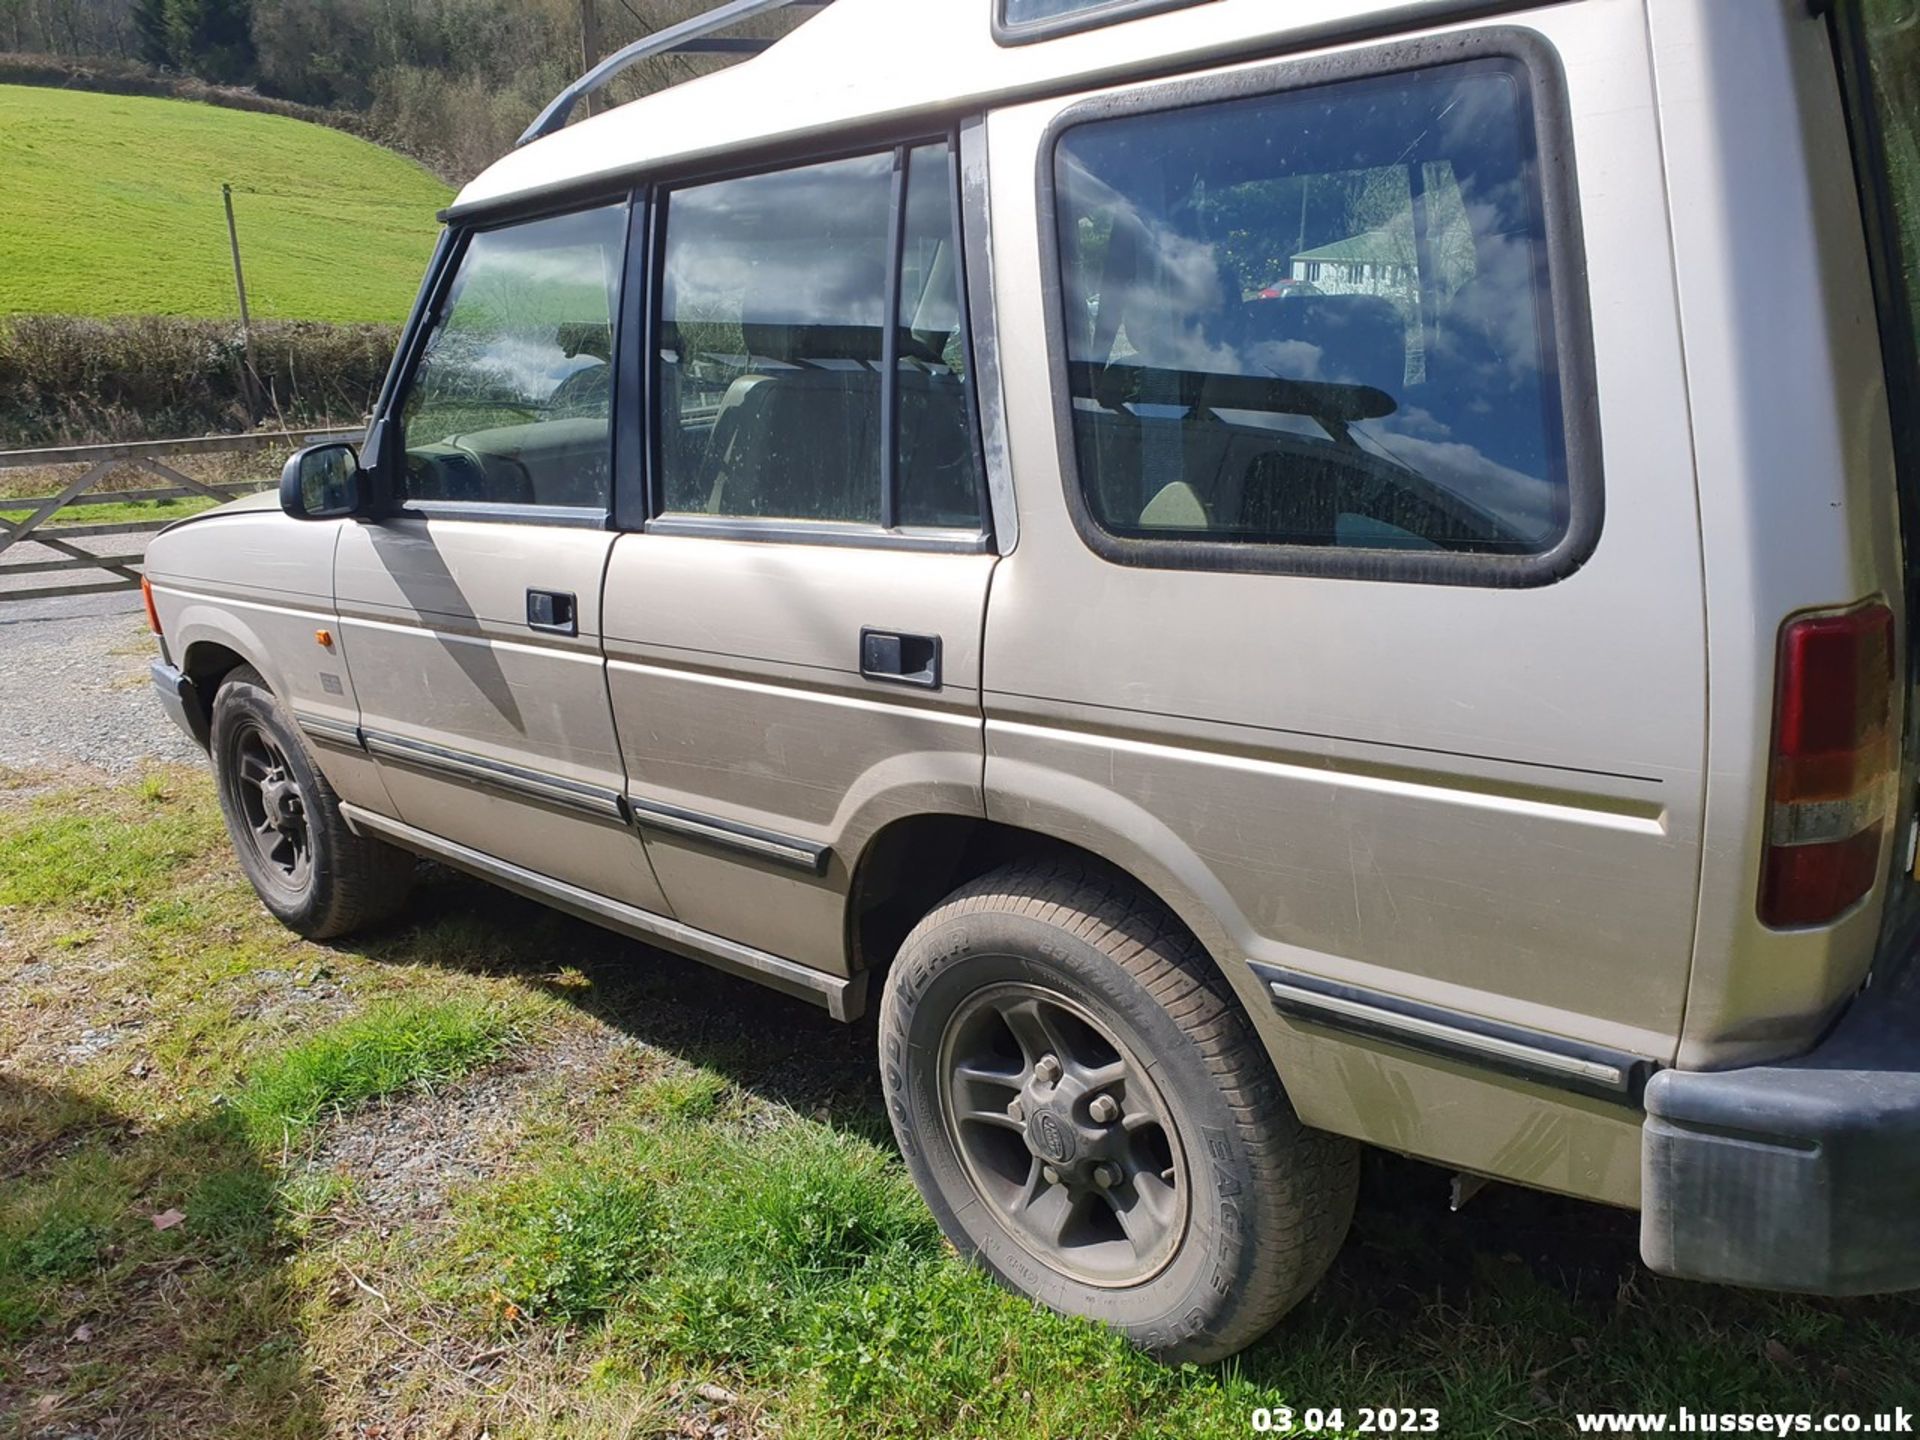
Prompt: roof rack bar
<box><xmin>518</xmin><ymin>0</ymin><xmax>833</xmax><ymax>148</ymax></box>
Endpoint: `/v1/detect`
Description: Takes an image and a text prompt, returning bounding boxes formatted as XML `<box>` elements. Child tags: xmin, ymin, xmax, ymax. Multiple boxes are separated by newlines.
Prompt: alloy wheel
<box><xmin>937</xmin><ymin>981</ymin><xmax>1190</xmax><ymax>1287</ymax></box>
<box><xmin>230</xmin><ymin>720</ymin><xmax>312</xmax><ymax>892</ymax></box>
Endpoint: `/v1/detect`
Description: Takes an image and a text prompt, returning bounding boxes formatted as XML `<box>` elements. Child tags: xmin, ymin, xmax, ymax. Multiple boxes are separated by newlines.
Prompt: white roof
<box><xmin>450</xmin><ymin>0</ymin><xmax>1474</xmax><ymax>218</ymax></box>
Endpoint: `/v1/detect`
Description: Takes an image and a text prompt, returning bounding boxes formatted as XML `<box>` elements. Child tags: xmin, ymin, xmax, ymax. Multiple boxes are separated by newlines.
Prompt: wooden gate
<box><xmin>0</xmin><ymin>429</ymin><xmax>358</xmax><ymax>607</ymax></box>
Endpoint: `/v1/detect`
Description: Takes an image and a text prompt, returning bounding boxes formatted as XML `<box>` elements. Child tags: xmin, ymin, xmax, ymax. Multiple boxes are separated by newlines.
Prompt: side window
<box><xmin>656</xmin><ymin>143</ymin><xmax>982</xmax><ymax>532</ymax></box>
<box><xmin>659</xmin><ymin>154</ymin><xmax>890</xmax><ymax>523</ymax></box>
<box><xmin>897</xmin><ymin>143</ymin><xmax>981</xmax><ymax>529</ymax></box>
<box><xmin>398</xmin><ymin>203</ymin><xmax>628</xmax><ymax>512</ymax></box>
<box><xmin>1051</xmin><ymin>60</ymin><xmax>1575</xmax><ymax>567</ymax></box>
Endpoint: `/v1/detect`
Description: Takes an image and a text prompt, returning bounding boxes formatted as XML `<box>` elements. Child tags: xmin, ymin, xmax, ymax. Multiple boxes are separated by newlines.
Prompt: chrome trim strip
<box><xmin>1250</xmin><ymin>962</ymin><xmax>1653</xmax><ymax>1105</ymax></box>
<box><xmin>608</xmin><ymin>657</ymin><xmax>978</xmax><ymax>727</ymax></box>
<box><xmin>339</xmin><ymin>803</ymin><xmax>866</xmax><ymax>1020</ymax></box>
<box><xmin>959</xmin><ymin>114</ymin><xmax>1018</xmax><ymax>554</ymax></box>
<box><xmin>988</xmin><ymin>719</ymin><xmax>1666</xmax><ymax>833</ymax></box>
<box><xmin>395</xmin><ymin>500</ymin><xmax>609</xmax><ymax>530</ymax></box>
<box><xmin>359</xmin><ymin>728</ymin><xmax>626</xmax><ymax>822</ymax></box>
<box><xmin>643</xmin><ymin>513</ymin><xmax>991</xmax><ymax>554</ymax></box>
<box><xmin>625</xmin><ymin>794</ymin><xmax>829</xmax><ymax>875</ymax></box>
<box><xmin>292</xmin><ymin>712</ymin><xmax>365</xmax><ymax>750</ymax></box>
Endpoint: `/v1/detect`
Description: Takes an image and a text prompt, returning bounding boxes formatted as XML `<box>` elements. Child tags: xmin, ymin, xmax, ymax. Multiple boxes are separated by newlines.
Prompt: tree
<box><xmin>181</xmin><ymin>0</ymin><xmax>255</xmax><ymax>84</ymax></box>
<box><xmin>133</xmin><ymin>0</ymin><xmax>174</xmax><ymax>66</ymax></box>
<box><xmin>132</xmin><ymin>0</ymin><xmax>255</xmax><ymax>84</ymax></box>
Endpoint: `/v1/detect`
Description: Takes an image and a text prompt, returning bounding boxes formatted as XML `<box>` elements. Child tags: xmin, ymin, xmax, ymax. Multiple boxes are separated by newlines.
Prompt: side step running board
<box><xmin>340</xmin><ymin>803</ymin><xmax>868</xmax><ymax>1022</ymax></box>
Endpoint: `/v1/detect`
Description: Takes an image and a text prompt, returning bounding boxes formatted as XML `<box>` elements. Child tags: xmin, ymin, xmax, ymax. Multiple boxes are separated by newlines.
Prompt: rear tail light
<box><xmin>1759</xmin><ymin>602</ymin><xmax>1896</xmax><ymax>928</ymax></box>
<box><xmin>140</xmin><ymin>573</ymin><xmax>162</xmax><ymax>636</ymax></box>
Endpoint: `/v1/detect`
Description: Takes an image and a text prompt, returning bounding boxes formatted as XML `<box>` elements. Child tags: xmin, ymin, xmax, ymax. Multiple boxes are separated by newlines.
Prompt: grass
<box><xmin>0</xmin><ymin>778</ymin><xmax>217</xmax><ymax>909</ymax></box>
<box><xmin>0</xmin><ymin>84</ymin><xmax>451</xmax><ymax>323</ymax></box>
<box><xmin>3</xmin><ymin>766</ymin><xmax>1919</xmax><ymax>1437</ymax></box>
<box><xmin>231</xmin><ymin>997</ymin><xmax>520</xmax><ymax>1149</ymax></box>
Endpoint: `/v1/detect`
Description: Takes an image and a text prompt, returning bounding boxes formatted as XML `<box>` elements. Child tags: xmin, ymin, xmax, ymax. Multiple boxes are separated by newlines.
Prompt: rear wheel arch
<box><xmin>848</xmin><ymin>816</ymin><xmax>1238</xmax><ymax>1000</ymax></box>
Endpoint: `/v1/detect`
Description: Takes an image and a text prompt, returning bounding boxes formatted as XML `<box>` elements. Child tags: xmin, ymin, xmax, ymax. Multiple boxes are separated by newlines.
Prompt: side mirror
<box><xmin>280</xmin><ymin>442</ymin><xmax>365</xmax><ymax>520</ymax></box>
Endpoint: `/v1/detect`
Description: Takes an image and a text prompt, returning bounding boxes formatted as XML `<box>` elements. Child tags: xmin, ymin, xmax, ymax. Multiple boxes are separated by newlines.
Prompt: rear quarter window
<box><xmin>1042</xmin><ymin>42</ymin><xmax>1597</xmax><ymax>585</ymax></box>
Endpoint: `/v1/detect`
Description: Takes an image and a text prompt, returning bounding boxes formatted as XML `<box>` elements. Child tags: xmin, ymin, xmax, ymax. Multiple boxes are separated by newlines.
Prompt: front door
<box><xmin>601</xmin><ymin>139</ymin><xmax>995</xmax><ymax>974</ymax></box>
<box><xmin>334</xmin><ymin>201</ymin><xmax>671</xmax><ymax>914</ymax></box>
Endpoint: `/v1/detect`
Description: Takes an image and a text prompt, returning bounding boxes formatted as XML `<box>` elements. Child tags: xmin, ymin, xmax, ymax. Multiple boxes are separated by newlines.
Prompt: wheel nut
<box><xmin>1088</xmin><ymin>1095</ymin><xmax>1119</xmax><ymax>1124</ymax></box>
<box><xmin>1034</xmin><ymin>1055</ymin><xmax>1062</xmax><ymax>1086</ymax></box>
<box><xmin>1093</xmin><ymin>1164</ymin><xmax>1122</xmax><ymax>1190</ymax></box>
<box><xmin>1007</xmin><ymin>1096</ymin><xmax>1024</xmax><ymax>1122</ymax></box>
<box><xmin>1042</xmin><ymin>1165</ymin><xmax>1061</xmax><ymax>1186</ymax></box>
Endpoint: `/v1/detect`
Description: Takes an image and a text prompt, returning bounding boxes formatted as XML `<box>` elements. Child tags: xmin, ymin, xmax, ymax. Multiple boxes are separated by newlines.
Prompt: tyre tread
<box><xmin>212</xmin><ymin>667</ymin><xmax>412</xmax><ymax>940</ymax></box>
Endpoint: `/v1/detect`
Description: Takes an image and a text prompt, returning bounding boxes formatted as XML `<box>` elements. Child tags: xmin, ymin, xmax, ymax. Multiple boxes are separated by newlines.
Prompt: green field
<box><xmin>0</xmin><ymin>85</ymin><xmax>452</xmax><ymax>324</ymax></box>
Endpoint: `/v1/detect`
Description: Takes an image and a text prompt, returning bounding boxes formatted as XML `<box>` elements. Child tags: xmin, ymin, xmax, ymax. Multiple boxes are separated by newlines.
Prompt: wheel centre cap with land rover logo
<box><xmin>1029</xmin><ymin>1107</ymin><xmax>1077</xmax><ymax>1166</ymax></box>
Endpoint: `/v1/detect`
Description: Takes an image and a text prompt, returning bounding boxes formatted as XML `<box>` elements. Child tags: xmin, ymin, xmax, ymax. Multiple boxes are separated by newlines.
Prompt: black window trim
<box><xmin>1033</xmin><ymin>26</ymin><xmax>1604</xmax><ymax>588</ymax></box>
<box><xmin>994</xmin><ymin>0</ymin><xmax>1219</xmax><ymax>47</ymax></box>
<box><xmin>377</xmin><ymin>189</ymin><xmax>636</xmax><ymax>531</ymax></box>
<box><xmin>631</xmin><ymin>126</ymin><xmax>998</xmax><ymax>550</ymax></box>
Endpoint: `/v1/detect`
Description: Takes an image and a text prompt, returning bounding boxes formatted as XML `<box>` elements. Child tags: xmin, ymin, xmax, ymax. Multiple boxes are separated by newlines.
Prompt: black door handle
<box><xmin>527</xmin><ymin>589</ymin><xmax>578</xmax><ymax>636</ymax></box>
<box><xmin>860</xmin><ymin>628</ymin><xmax>941</xmax><ymax>689</ymax></box>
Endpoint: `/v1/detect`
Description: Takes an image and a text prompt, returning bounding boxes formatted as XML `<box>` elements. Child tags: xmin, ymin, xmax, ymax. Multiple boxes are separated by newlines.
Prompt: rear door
<box><xmin>600</xmin><ymin>138</ymin><xmax>995</xmax><ymax>976</ymax></box>
<box><xmin>333</xmin><ymin>201</ymin><xmax>672</xmax><ymax>914</ymax></box>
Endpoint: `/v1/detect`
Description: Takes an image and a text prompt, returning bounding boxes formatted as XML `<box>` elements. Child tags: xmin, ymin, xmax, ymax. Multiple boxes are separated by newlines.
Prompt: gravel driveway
<box><xmin>0</xmin><ymin>594</ymin><xmax>203</xmax><ymax>775</ymax></box>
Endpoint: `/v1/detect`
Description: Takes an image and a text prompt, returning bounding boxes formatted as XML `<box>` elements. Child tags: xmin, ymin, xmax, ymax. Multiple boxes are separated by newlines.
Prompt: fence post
<box><xmin>223</xmin><ymin>183</ymin><xmax>263</xmax><ymax>417</ymax></box>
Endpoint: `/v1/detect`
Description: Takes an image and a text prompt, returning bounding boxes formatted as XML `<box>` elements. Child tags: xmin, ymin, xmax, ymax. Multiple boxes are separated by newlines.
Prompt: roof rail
<box><xmin>518</xmin><ymin>0</ymin><xmax>835</xmax><ymax>148</ymax></box>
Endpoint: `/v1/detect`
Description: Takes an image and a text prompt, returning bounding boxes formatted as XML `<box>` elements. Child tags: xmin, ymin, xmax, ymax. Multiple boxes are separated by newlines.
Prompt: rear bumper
<box><xmin>150</xmin><ymin>660</ymin><xmax>210</xmax><ymax>749</ymax></box>
<box><xmin>1641</xmin><ymin>955</ymin><xmax>1920</xmax><ymax>1294</ymax></box>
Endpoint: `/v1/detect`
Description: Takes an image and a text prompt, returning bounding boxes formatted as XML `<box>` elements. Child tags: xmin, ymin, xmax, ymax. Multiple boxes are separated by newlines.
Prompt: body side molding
<box><xmin>292</xmin><ymin>711</ymin><xmax>364</xmax><ymax>751</ymax></box>
<box><xmin>1252</xmin><ymin>962</ymin><xmax>1655</xmax><ymax>1106</ymax></box>
<box><xmin>358</xmin><ymin>727</ymin><xmax>627</xmax><ymax>823</ymax></box>
<box><xmin>625</xmin><ymin>794</ymin><xmax>831</xmax><ymax>874</ymax></box>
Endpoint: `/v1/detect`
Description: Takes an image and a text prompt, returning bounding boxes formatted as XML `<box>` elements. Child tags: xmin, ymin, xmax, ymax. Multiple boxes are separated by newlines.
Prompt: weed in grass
<box><xmin>0</xmin><ymin>1147</ymin><xmax>131</xmax><ymax>1338</ymax></box>
<box><xmin>230</xmin><ymin>997</ymin><xmax>520</xmax><ymax>1149</ymax></box>
<box><xmin>0</xmin><ymin>1203</ymin><xmax>108</xmax><ymax>1282</ymax></box>
<box><xmin>479</xmin><ymin>1167</ymin><xmax>659</xmax><ymax>1322</ymax></box>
